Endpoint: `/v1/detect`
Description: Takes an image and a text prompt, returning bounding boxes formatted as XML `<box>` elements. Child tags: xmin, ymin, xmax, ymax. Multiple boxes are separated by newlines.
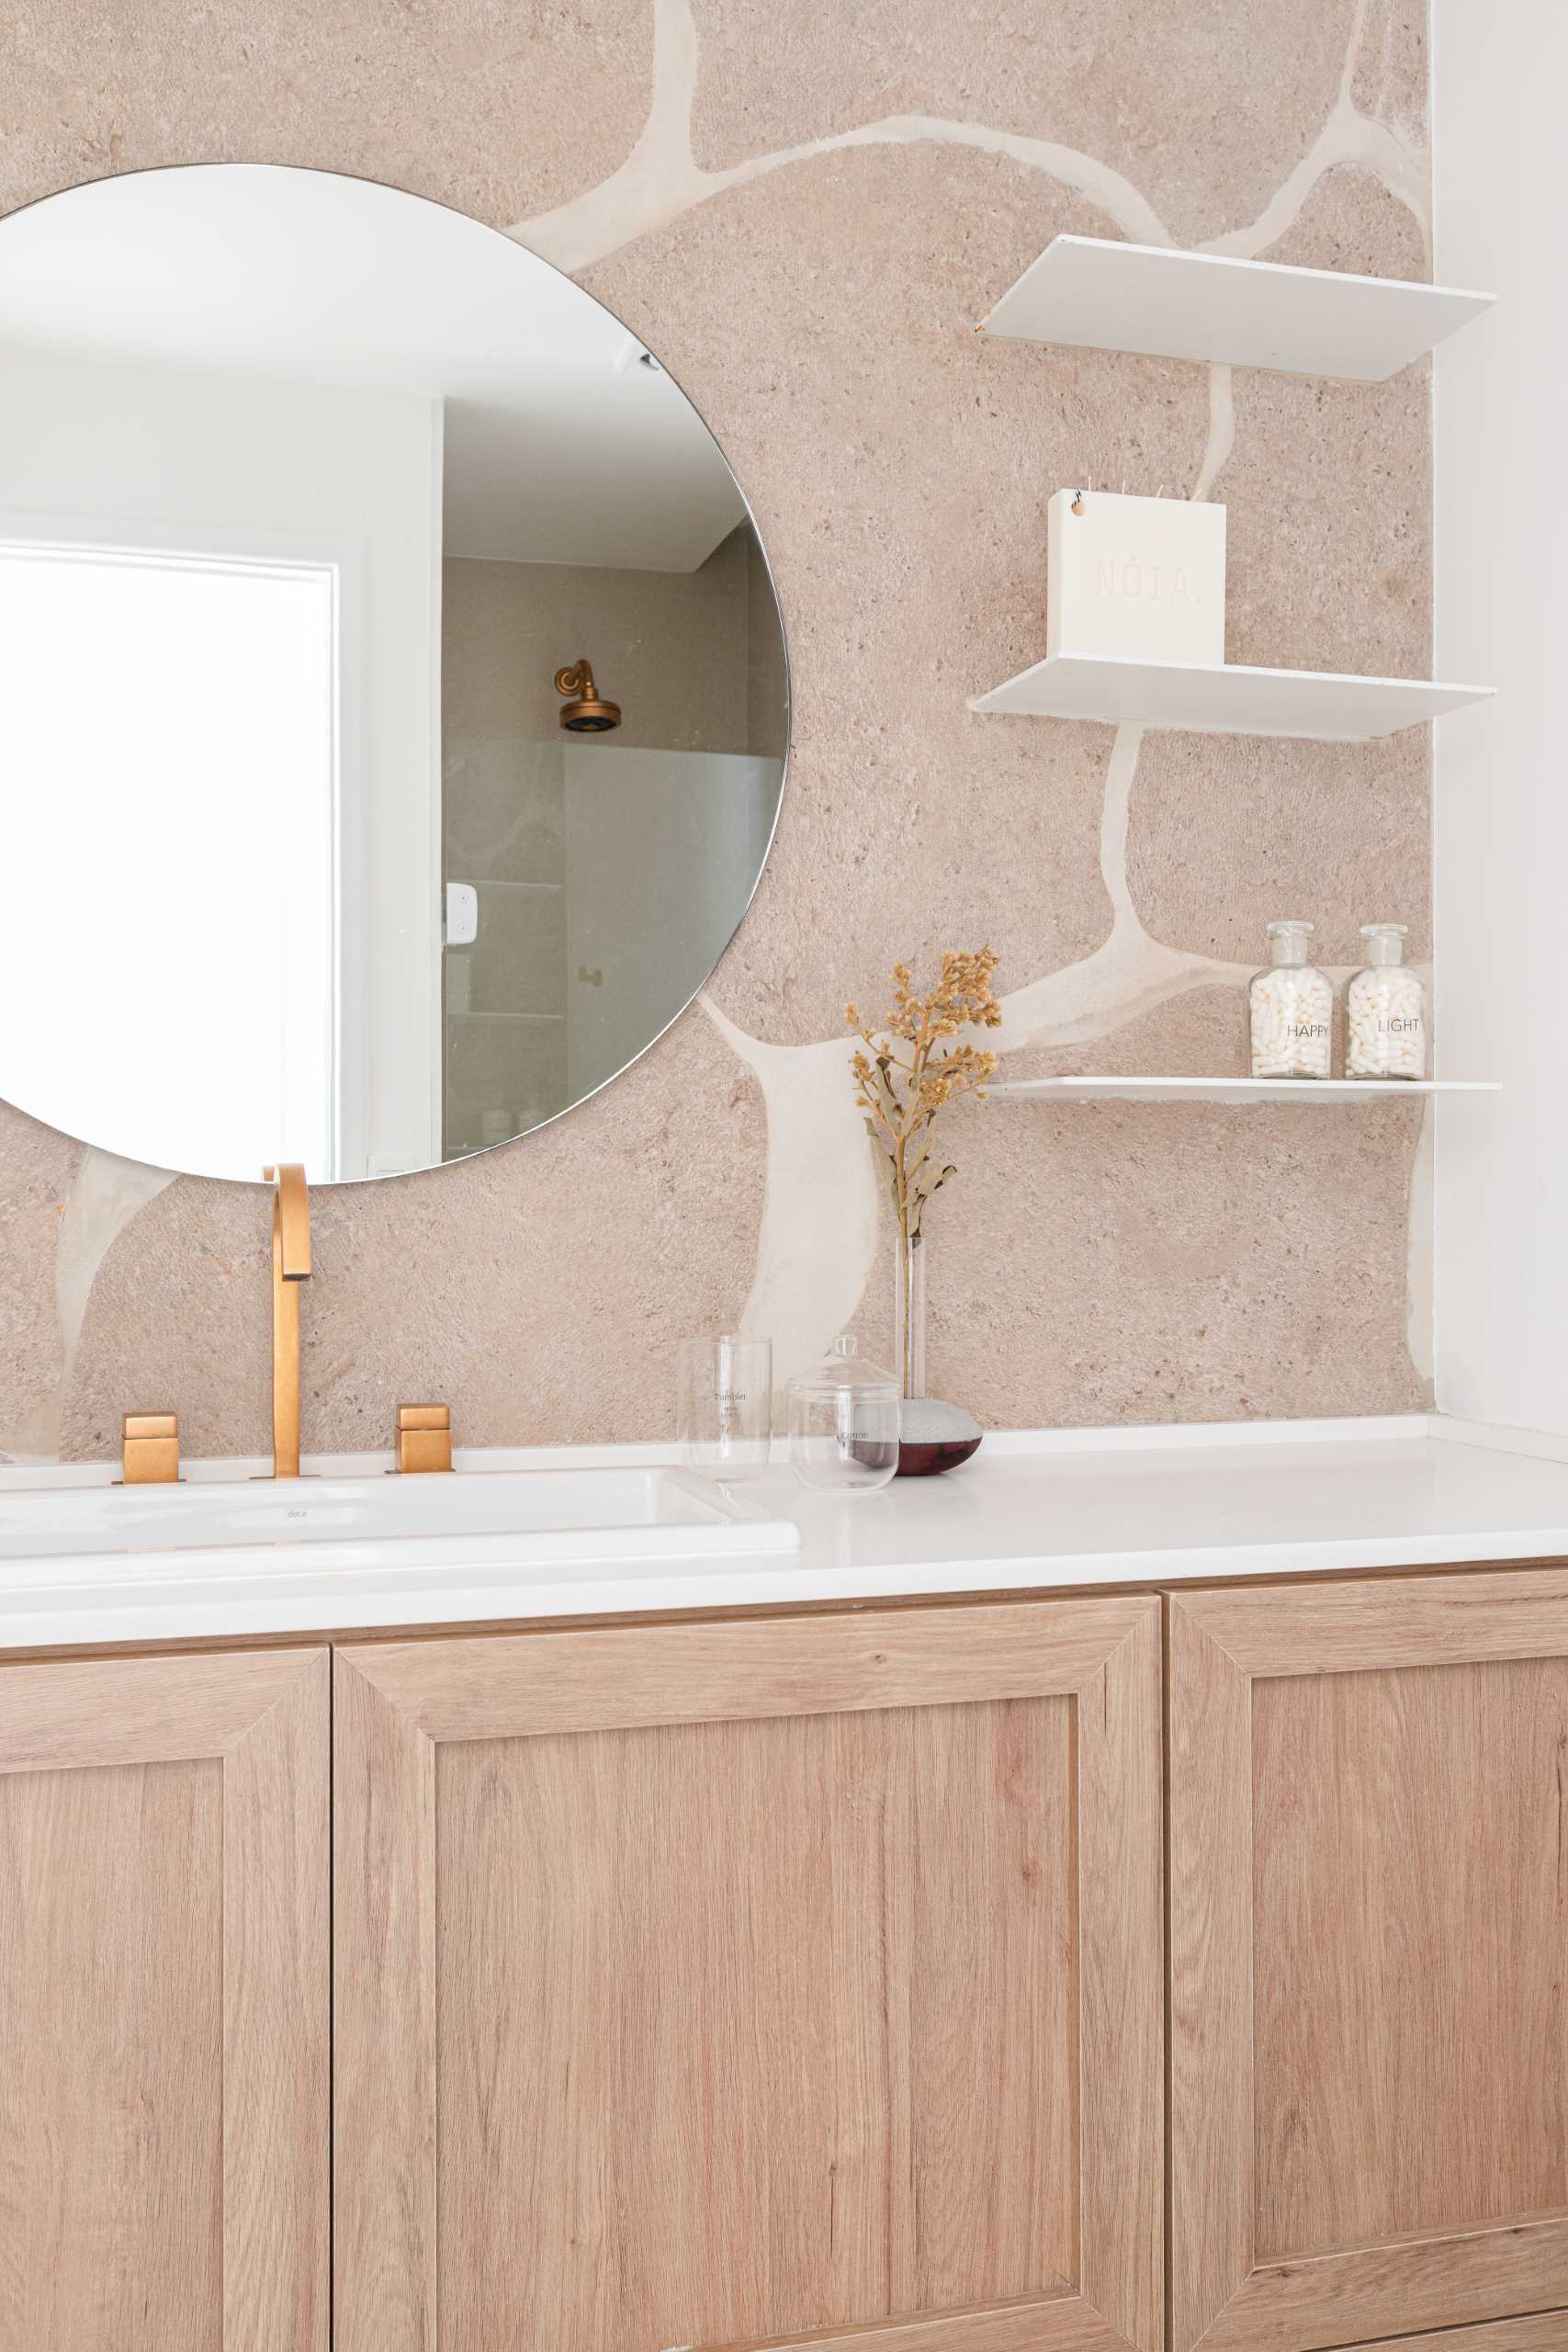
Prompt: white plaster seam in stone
<box><xmin>592</xmin><ymin>0</ymin><xmax>1429</xmax><ymax>1391</ymax></box>
<box><xmin>702</xmin><ymin>322</ymin><xmax>1253</xmax><ymax>1383</ymax></box>
<box><xmin>512</xmin><ymin>0</ymin><xmax>1430</xmax><ymax>276</ymax></box>
<box><xmin>25</xmin><ymin>0</ymin><xmax>1434</xmax><ymax>1442</ymax></box>
<box><xmin>1202</xmin><ymin>0</ymin><xmax>1431</xmax><ymax>261</ymax></box>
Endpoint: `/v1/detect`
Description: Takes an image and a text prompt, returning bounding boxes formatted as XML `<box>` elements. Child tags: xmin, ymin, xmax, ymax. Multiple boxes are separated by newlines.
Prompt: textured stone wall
<box><xmin>0</xmin><ymin>0</ymin><xmax>1433</xmax><ymax>1462</ymax></box>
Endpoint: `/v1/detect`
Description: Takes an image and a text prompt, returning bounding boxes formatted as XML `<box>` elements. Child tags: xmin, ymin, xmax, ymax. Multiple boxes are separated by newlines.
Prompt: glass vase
<box><xmin>893</xmin><ymin>1227</ymin><xmax>927</xmax><ymax>1401</ymax></box>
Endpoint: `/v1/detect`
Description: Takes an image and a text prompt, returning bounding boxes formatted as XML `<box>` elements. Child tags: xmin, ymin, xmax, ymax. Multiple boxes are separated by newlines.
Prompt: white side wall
<box><xmin>1432</xmin><ymin>6</ymin><xmax>1568</xmax><ymax>1432</ymax></box>
<box><xmin>0</xmin><ymin>353</ymin><xmax>442</xmax><ymax>1180</ymax></box>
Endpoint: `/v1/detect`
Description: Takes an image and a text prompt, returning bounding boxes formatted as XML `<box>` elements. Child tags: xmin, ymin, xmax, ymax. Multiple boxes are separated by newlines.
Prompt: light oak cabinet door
<box><xmin>1170</xmin><ymin>1571</ymin><xmax>1568</xmax><ymax>2352</ymax></box>
<box><xmin>335</xmin><ymin>1598</ymin><xmax>1163</xmax><ymax>2352</ymax></box>
<box><xmin>0</xmin><ymin>1645</ymin><xmax>330</xmax><ymax>2352</ymax></box>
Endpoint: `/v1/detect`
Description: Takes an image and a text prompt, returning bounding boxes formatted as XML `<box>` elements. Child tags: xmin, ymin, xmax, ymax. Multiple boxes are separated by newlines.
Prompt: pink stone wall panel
<box><xmin>1126</xmin><ymin>730</ymin><xmax>1431</xmax><ymax>971</ymax></box>
<box><xmin>928</xmin><ymin>1088</ymin><xmax>1425</xmax><ymax>1428</ymax></box>
<box><xmin>60</xmin><ymin>1012</ymin><xmax>767</xmax><ymax>1457</ymax></box>
<box><xmin>0</xmin><ymin>0</ymin><xmax>1434</xmax><ymax>1458</ymax></box>
<box><xmin>0</xmin><ymin>1106</ymin><xmax>82</xmax><ymax>1458</ymax></box>
<box><xmin>687</xmin><ymin>0</ymin><xmax>1367</xmax><ymax>250</ymax></box>
<box><xmin>0</xmin><ymin>0</ymin><xmax>651</xmax><ymax>226</ymax></box>
<box><xmin>587</xmin><ymin>149</ymin><xmax>1223</xmax><ymax>1046</ymax></box>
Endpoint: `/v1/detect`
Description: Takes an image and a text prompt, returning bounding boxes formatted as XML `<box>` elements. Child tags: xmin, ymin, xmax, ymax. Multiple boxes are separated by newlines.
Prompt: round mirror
<box><xmin>0</xmin><ymin>165</ymin><xmax>787</xmax><ymax>1182</ymax></box>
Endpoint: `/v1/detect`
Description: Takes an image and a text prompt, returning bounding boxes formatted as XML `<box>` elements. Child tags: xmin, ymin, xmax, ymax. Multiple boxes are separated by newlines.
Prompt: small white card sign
<box><xmin>1045</xmin><ymin>488</ymin><xmax>1225</xmax><ymax>665</ymax></box>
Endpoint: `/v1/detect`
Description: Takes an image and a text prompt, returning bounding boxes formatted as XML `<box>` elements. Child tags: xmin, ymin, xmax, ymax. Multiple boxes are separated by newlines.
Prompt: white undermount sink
<box><xmin>0</xmin><ymin>1463</ymin><xmax>800</xmax><ymax>1645</ymax></box>
<box><xmin>0</xmin><ymin>1462</ymin><xmax>793</xmax><ymax>1564</ymax></box>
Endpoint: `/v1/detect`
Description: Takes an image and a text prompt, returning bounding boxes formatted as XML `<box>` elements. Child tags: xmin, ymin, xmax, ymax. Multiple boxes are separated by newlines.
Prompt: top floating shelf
<box><xmin>980</xmin><ymin>236</ymin><xmax>1495</xmax><ymax>382</ymax></box>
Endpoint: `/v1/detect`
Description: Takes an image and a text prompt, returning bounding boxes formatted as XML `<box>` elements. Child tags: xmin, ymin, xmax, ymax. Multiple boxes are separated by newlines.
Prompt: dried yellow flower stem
<box><xmin>846</xmin><ymin>946</ymin><xmax>1002</xmax><ymax>1264</ymax></box>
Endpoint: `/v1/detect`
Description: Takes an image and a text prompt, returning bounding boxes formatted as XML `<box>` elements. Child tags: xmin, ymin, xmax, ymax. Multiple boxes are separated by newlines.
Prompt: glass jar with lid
<box><xmin>1249</xmin><ymin>920</ymin><xmax>1332</xmax><ymax>1079</ymax></box>
<box><xmin>785</xmin><ymin>1336</ymin><xmax>900</xmax><ymax>1493</ymax></box>
<box><xmin>1346</xmin><ymin>923</ymin><xmax>1426</xmax><ymax>1079</ymax></box>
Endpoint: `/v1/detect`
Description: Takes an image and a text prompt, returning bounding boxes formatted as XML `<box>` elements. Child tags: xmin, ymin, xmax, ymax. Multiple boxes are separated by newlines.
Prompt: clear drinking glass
<box><xmin>677</xmin><ymin>1336</ymin><xmax>773</xmax><ymax>1479</ymax></box>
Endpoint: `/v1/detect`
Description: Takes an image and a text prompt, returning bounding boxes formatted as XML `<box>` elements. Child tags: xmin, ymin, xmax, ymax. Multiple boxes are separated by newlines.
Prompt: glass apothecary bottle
<box><xmin>1346</xmin><ymin>923</ymin><xmax>1426</xmax><ymax>1080</ymax></box>
<box><xmin>785</xmin><ymin>1335</ymin><xmax>900</xmax><ymax>1493</ymax></box>
<box><xmin>1249</xmin><ymin>920</ymin><xmax>1332</xmax><ymax>1079</ymax></box>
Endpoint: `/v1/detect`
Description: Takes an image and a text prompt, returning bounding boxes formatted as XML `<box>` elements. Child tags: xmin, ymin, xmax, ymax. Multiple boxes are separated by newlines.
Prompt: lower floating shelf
<box><xmin>988</xmin><ymin>1077</ymin><xmax>1499</xmax><ymax>1104</ymax></box>
<box><xmin>968</xmin><ymin>652</ymin><xmax>1493</xmax><ymax>741</ymax></box>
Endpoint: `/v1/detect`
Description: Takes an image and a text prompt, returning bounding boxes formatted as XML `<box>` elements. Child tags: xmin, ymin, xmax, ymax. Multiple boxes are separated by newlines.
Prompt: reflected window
<box><xmin>0</xmin><ymin>541</ymin><xmax>338</xmax><ymax>1173</ymax></box>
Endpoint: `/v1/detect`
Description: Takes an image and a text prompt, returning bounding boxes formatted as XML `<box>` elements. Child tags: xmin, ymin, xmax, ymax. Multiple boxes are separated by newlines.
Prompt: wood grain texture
<box><xmin>333</xmin><ymin>1650</ymin><xmax>437</xmax><ymax>2352</ymax></box>
<box><xmin>335</xmin><ymin>1598</ymin><xmax>1163</xmax><ymax>2352</ymax></box>
<box><xmin>1253</xmin><ymin>1657</ymin><xmax>1568</xmax><ymax>2256</ymax></box>
<box><xmin>0</xmin><ymin>1646</ymin><xmax>328</xmax><ymax>2352</ymax></box>
<box><xmin>734</xmin><ymin>2290</ymin><xmax>1144</xmax><ymax>2349</ymax></box>
<box><xmin>743</xmin><ymin>2309</ymin><xmax>1568</xmax><ymax>2352</ymax></box>
<box><xmin>0</xmin><ymin>1643</ymin><xmax>333</xmax><ymax>1770</ymax></box>
<box><xmin>1182</xmin><ymin>1565</ymin><xmax>1568</xmax><ymax>1678</ymax></box>
<box><xmin>437</xmin><ymin>1698</ymin><xmax>1076</xmax><ymax>2345</ymax></box>
<box><xmin>1347</xmin><ymin>2318</ymin><xmax>1568</xmax><ymax>2352</ymax></box>
<box><xmin>1193</xmin><ymin>2219</ymin><xmax>1568</xmax><ymax>2352</ymax></box>
<box><xmin>344</xmin><ymin>1598</ymin><xmax>1151</xmax><ymax>1739</ymax></box>
<box><xmin>224</xmin><ymin>1645</ymin><xmax>331</xmax><ymax>2350</ymax></box>
<box><xmin>0</xmin><ymin>1757</ymin><xmax>222</xmax><ymax>2350</ymax></box>
<box><xmin>1077</xmin><ymin>1608</ymin><xmax>1164</xmax><ymax>2350</ymax></box>
<box><xmin>1170</xmin><ymin>1577</ymin><xmax>1568</xmax><ymax>2352</ymax></box>
<box><xmin>1167</xmin><ymin>1594</ymin><xmax>1253</xmax><ymax>2352</ymax></box>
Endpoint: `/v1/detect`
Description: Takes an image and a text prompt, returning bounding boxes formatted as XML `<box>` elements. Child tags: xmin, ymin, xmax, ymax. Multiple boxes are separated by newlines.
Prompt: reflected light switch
<box><xmin>445</xmin><ymin>882</ymin><xmax>479</xmax><ymax>945</ymax></box>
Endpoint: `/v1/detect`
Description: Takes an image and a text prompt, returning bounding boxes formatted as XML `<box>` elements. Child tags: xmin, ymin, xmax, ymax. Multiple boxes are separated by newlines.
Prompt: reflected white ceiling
<box><xmin>0</xmin><ymin>164</ymin><xmax>747</xmax><ymax>572</ymax></box>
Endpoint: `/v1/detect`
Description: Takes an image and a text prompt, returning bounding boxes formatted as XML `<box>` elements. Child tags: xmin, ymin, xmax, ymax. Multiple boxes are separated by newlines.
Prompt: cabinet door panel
<box><xmin>1</xmin><ymin>1757</ymin><xmax>222</xmax><ymax>2349</ymax></box>
<box><xmin>335</xmin><ymin>1599</ymin><xmax>1163</xmax><ymax>2352</ymax></box>
<box><xmin>0</xmin><ymin>1647</ymin><xmax>329</xmax><ymax>2352</ymax></box>
<box><xmin>1171</xmin><ymin>1571</ymin><xmax>1568</xmax><ymax>2352</ymax></box>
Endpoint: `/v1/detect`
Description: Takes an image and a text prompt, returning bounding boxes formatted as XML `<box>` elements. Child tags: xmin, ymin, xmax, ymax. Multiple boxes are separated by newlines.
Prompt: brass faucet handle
<box><xmin>122</xmin><ymin>1411</ymin><xmax>180</xmax><ymax>1486</ymax></box>
<box><xmin>397</xmin><ymin>1403</ymin><xmax>452</xmax><ymax>1476</ymax></box>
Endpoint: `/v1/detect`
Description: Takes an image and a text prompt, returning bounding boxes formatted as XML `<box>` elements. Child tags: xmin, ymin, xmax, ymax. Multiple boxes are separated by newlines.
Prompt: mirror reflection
<box><xmin>0</xmin><ymin>165</ymin><xmax>787</xmax><ymax>1182</ymax></box>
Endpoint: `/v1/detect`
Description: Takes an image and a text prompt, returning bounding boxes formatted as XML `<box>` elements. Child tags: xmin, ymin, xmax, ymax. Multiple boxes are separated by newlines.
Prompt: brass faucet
<box><xmin>264</xmin><ymin>1163</ymin><xmax>311</xmax><ymax>1478</ymax></box>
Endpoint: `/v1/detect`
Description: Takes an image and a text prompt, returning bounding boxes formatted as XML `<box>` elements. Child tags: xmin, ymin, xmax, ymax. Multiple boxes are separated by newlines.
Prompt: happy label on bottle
<box><xmin>1045</xmin><ymin>488</ymin><xmax>1226</xmax><ymax>666</ymax></box>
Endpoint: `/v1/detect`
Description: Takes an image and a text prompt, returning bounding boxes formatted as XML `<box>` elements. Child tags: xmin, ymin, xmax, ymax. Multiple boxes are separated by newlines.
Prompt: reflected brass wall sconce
<box><xmin>555</xmin><ymin>659</ymin><xmax>621</xmax><ymax>732</ymax></box>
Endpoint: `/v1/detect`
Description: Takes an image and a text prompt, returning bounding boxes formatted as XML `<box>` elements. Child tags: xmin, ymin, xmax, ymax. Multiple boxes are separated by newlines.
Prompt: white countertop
<box><xmin>5</xmin><ymin>1414</ymin><xmax>1568</xmax><ymax>1652</ymax></box>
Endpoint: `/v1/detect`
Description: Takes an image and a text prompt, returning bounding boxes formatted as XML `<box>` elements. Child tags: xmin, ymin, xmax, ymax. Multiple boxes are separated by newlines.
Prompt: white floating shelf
<box><xmin>968</xmin><ymin>652</ymin><xmax>1493</xmax><ymax>741</ymax></box>
<box><xmin>980</xmin><ymin>236</ymin><xmax>1495</xmax><ymax>381</ymax></box>
<box><xmin>989</xmin><ymin>1077</ymin><xmax>1500</xmax><ymax>1105</ymax></box>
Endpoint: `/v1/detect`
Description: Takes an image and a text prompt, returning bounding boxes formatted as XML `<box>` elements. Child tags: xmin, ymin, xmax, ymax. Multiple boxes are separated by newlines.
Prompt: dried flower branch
<box><xmin>846</xmin><ymin>947</ymin><xmax>1001</xmax><ymax>1263</ymax></box>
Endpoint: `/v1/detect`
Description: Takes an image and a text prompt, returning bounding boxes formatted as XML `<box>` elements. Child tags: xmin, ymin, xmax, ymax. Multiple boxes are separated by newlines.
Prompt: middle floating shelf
<box><xmin>989</xmin><ymin>1078</ymin><xmax>1500</xmax><ymax>1104</ymax></box>
<box><xmin>968</xmin><ymin>652</ymin><xmax>1493</xmax><ymax>742</ymax></box>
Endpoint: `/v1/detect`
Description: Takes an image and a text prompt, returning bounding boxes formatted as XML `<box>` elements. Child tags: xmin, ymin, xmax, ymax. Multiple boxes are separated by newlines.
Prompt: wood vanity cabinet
<box><xmin>14</xmin><ymin>1568</ymin><xmax>1568</xmax><ymax>2352</ymax></box>
<box><xmin>0</xmin><ymin>1645</ymin><xmax>329</xmax><ymax>2352</ymax></box>
<box><xmin>1169</xmin><ymin>1568</ymin><xmax>1568</xmax><ymax>2352</ymax></box>
<box><xmin>333</xmin><ymin>1596</ymin><xmax>1165</xmax><ymax>2352</ymax></box>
